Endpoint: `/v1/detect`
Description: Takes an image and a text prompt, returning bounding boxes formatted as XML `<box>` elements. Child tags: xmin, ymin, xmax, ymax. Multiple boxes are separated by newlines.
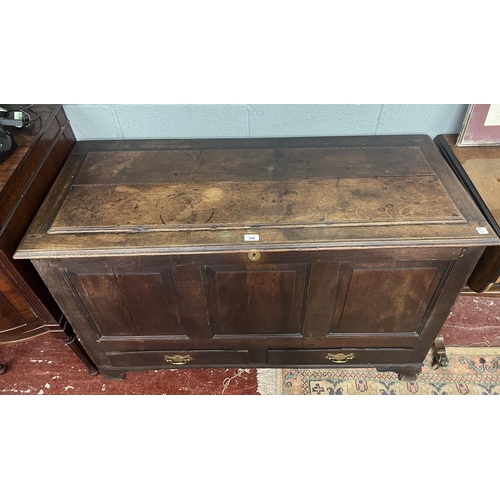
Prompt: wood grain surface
<box><xmin>15</xmin><ymin>135</ymin><xmax>498</xmax><ymax>259</ymax></box>
<box><xmin>49</xmin><ymin>175</ymin><xmax>463</xmax><ymax>233</ymax></box>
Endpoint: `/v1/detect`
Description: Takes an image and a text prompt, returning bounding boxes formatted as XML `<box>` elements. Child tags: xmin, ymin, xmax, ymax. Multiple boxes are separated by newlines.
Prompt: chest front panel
<box><xmin>51</xmin><ymin>248</ymin><xmax>459</xmax><ymax>353</ymax></box>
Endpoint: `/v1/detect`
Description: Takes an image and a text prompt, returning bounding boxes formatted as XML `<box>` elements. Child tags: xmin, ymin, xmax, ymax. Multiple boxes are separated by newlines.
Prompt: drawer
<box><xmin>106</xmin><ymin>349</ymin><xmax>249</xmax><ymax>368</ymax></box>
<box><xmin>267</xmin><ymin>348</ymin><xmax>411</xmax><ymax>366</ymax></box>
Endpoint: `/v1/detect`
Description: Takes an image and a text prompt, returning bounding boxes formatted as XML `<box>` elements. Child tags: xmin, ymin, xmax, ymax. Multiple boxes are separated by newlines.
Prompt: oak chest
<box><xmin>14</xmin><ymin>135</ymin><xmax>499</xmax><ymax>379</ymax></box>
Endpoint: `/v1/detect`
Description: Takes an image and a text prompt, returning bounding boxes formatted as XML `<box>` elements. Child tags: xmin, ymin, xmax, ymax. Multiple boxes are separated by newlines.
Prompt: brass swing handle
<box><xmin>326</xmin><ymin>352</ymin><xmax>354</xmax><ymax>364</ymax></box>
<box><xmin>164</xmin><ymin>354</ymin><xmax>193</xmax><ymax>365</ymax></box>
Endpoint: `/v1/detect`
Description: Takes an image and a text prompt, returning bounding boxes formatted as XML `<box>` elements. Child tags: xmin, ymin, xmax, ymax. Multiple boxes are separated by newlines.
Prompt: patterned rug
<box><xmin>262</xmin><ymin>347</ymin><xmax>500</xmax><ymax>395</ymax></box>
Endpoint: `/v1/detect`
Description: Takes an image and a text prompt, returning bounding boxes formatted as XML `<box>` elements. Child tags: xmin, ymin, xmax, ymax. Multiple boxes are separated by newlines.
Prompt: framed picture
<box><xmin>457</xmin><ymin>104</ymin><xmax>500</xmax><ymax>146</ymax></box>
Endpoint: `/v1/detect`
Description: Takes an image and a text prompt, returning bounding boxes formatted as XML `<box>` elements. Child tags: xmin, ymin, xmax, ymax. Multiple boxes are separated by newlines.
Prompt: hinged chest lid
<box><xmin>15</xmin><ymin>135</ymin><xmax>499</xmax><ymax>258</ymax></box>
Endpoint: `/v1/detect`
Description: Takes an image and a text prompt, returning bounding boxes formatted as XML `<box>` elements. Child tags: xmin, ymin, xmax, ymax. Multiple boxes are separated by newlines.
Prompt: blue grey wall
<box><xmin>63</xmin><ymin>104</ymin><xmax>468</xmax><ymax>141</ymax></box>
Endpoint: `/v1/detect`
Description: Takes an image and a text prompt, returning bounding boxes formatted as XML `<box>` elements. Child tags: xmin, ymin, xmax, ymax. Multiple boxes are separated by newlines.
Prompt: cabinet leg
<box><xmin>64</xmin><ymin>332</ymin><xmax>99</xmax><ymax>376</ymax></box>
<box><xmin>377</xmin><ymin>364</ymin><xmax>422</xmax><ymax>380</ymax></box>
<box><xmin>395</xmin><ymin>366</ymin><xmax>422</xmax><ymax>381</ymax></box>
<box><xmin>0</xmin><ymin>363</ymin><xmax>6</xmax><ymax>375</ymax></box>
<box><xmin>431</xmin><ymin>335</ymin><xmax>449</xmax><ymax>370</ymax></box>
<box><xmin>397</xmin><ymin>371</ymin><xmax>420</xmax><ymax>381</ymax></box>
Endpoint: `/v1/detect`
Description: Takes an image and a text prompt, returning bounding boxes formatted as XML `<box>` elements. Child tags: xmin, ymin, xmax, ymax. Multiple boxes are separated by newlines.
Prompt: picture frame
<box><xmin>457</xmin><ymin>104</ymin><xmax>500</xmax><ymax>146</ymax></box>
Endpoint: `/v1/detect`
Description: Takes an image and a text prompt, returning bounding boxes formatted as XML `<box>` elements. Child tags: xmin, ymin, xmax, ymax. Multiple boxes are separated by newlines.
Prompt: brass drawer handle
<box><xmin>326</xmin><ymin>352</ymin><xmax>354</xmax><ymax>363</ymax></box>
<box><xmin>164</xmin><ymin>354</ymin><xmax>193</xmax><ymax>365</ymax></box>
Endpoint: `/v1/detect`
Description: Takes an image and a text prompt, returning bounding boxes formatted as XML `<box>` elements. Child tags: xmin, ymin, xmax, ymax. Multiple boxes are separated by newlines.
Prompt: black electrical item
<box><xmin>0</xmin><ymin>105</ymin><xmax>40</xmax><ymax>128</ymax></box>
<box><xmin>0</xmin><ymin>125</ymin><xmax>16</xmax><ymax>163</ymax></box>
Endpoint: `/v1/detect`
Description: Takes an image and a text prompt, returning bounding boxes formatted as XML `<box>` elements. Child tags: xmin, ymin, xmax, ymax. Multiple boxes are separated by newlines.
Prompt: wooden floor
<box><xmin>1</xmin><ymin>294</ymin><xmax>499</xmax><ymax>395</ymax></box>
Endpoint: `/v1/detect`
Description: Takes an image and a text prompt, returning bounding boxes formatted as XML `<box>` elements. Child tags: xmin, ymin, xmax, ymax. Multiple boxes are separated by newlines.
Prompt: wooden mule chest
<box><xmin>14</xmin><ymin>135</ymin><xmax>499</xmax><ymax>379</ymax></box>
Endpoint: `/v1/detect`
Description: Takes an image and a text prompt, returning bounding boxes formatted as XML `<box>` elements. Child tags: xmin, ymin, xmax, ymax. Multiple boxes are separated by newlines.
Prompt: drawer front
<box><xmin>267</xmin><ymin>348</ymin><xmax>411</xmax><ymax>366</ymax></box>
<box><xmin>106</xmin><ymin>349</ymin><xmax>249</xmax><ymax>368</ymax></box>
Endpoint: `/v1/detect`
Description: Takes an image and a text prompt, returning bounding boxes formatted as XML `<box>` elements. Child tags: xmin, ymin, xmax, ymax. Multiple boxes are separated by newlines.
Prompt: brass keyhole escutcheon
<box><xmin>248</xmin><ymin>251</ymin><xmax>261</xmax><ymax>261</ymax></box>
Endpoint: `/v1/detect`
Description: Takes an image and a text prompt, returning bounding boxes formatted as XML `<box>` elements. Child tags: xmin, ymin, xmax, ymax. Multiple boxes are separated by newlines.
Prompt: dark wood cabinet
<box><xmin>0</xmin><ymin>105</ymin><xmax>97</xmax><ymax>374</ymax></box>
<box><xmin>15</xmin><ymin>135</ymin><xmax>498</xmax><ymax>379</ymax></box>
<box><xmin>435</xmin><ymin>134</ymin><xmax>500</xmax><ymax>295</ymax></box>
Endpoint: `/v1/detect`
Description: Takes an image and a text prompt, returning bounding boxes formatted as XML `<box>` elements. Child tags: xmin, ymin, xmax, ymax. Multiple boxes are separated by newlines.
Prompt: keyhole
<box><xmin>248</xmin><ymin>251</ymin><xmax>261</xmax><ymax>261</ymax></box>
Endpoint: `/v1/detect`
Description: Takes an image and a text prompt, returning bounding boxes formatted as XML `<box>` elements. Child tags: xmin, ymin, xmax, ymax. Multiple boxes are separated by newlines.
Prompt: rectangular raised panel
<box><xmin>113</xmin><ymin>273</ymin><xmax>181</xmax><ymax>335</ymax></box>
<box><xmin>49</xmin><ymin>175</ymin><xmax>463</xmax><ymax>234</ymax></box>
<box><xmin>205</xmin><ymin>264</ymin><xmax>307</xmax><ymax>336</ymax></box>
<box><xmin>331</xmin><ymin>262</ymin><xmax>448</xmax><ymax>334</ymax></box>
<box><xmin>67</xmin><ymin>269</ymin><xmax>184</xmax><ymax>337</ymax></box>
